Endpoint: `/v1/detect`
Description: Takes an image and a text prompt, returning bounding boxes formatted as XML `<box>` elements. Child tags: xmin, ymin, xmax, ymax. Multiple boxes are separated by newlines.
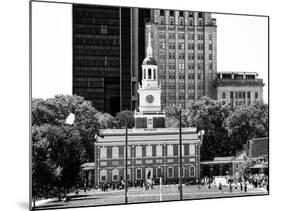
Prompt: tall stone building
<box><xmin>145</xmin><ymin>10</ymin><xmax>217</xmax><ymax>109</ymax></box>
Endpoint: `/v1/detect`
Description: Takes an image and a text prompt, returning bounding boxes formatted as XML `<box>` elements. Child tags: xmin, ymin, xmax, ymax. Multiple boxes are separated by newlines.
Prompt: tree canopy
<box><xmin>32</xmin><ymin>95</ymin><xmax>99</xmax><ymax>198</ymax></box>
<box><xmin>165</xmin><ymin>97</ymin><xmax>268</xmax><ymax>161</ymax></box>
<box><xmin>115</xmin><ymin>110</ymin><xmax>135</xmax><ymax>128</ymax></box>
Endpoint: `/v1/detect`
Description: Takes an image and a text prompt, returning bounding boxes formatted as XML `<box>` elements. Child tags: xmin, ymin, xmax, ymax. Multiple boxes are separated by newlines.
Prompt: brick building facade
<box><xmin>94</xmin><ymin>128</ymin><xmax>201</xmax><ymax>186</ymax></box>
<box><xmin>94</xmin><ymin>34</ymin><xmax>201</xmax><ymax>186</ymax></box>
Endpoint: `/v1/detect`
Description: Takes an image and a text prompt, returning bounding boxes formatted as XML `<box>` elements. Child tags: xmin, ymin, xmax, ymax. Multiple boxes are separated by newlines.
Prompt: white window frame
<box><xmin>178</xmin><ymin>145</ymin><xmax>184</xmax><ymax>155</ymax></box>
<box><xmin>136</xmin><ymin>146</ymin><xmax>142</xmax><ymax>158</ymax></box>
<box><xmin>156</xmin><ymin>167</ymin><xmax>162</xmax><ymax>178</ymax></box>
<box><xmin>167</xmin><ymin>145</ymin><xmax>173</xmax><ymax>156</ymax></box>
<box><xmin>156</xmin><ymin>145</ymin><xmax>162</xmax><ymax>157</ymax></box>
<box><xmin>112</xmin><ymin>146</ymin><xmax>119</xmax><ymax>159</ymax></box>
<box><xmin>189</xmin><ymin>144</ymin><xmax>195</xmax><ymax>155</ymax></box>
<box><xmin>127</xmin><ymin>146</ymin><xmax>131</xmax><ymax>158</ymax></box>
<box><xmin>100</xmin><ymin>169</ymin><xmax>107</xmax><ymax>182</ymax></box>
<box><xmin>123</xmin><ymin>146</ymin><xmax>131</xmax><ymax>158</ymax></box>
<box><xmin>167</xmin><ymin>166</ymin><xmax>174</xmax><ymax>178</ymax></box>
<box><xmin>112</xmin><ymin>168</ymin><xmax>119</xmax><ymax>181</ymax></box>
<box><xmin>189</xmin><ymin>166</ymin><xmax>195</xmax><ymax>177</ymax></box>
<box><xmin>178</xmin><ymin>166</ymin><xmax>185</xmax><ymax>178</ymax></box>
<box><xmin>136</xmin><ymin>168</ymin><xmax>142</xmax><ymax>179</ymax></box>
<box><xmin>100</xmin><ymin>147</ymin><xmax>107</xmax><ymax>159</ymax></box>
<box><xmin>146</xmin><ymin>145</ymin><xmax>152</xmax><ymax>157</ymax></box>
<box><xmin>124</xmin><ymin>168</ymin><xmax>131</xmax><ymax>180</ymax></box>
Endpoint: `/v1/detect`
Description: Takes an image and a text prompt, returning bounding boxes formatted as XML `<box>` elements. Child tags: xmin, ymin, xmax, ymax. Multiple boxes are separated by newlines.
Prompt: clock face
<box><xmin>146</xmin><ymin>95</ymin><xmax>154</xmax><ymax>104</ymax></box>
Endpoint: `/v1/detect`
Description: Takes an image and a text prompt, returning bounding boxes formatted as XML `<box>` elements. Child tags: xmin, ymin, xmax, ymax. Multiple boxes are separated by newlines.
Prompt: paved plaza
<box><xmin>34</xmin><ymin>184</ymin><xmax>268</xmax><ymax>210</ymax></box>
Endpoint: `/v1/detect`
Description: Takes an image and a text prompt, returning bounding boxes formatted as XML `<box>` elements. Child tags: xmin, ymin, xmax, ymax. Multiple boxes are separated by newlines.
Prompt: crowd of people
<box><xmin>94</xmin><ymin>179</ymin><xmax>156</xmax><ymax>192</ymax></box>
<box><xmin>198</xmin><ymin>174</ymin><xmax>269</xmax><ymax>193</ymax></box>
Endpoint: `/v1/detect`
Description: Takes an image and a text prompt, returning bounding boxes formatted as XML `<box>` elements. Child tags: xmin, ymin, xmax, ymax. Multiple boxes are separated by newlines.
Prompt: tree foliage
<box><xmin>224</xmin><ymin>102</ymin><xmax>269</xmax><ymax>151</ymax></box>
<box><xmin>185</xmin><ymin>97</ymin><xmax>233</xmax><ymax>160</ymax></box>
<box><xmin>165</xmin><ymin>97</ymin><xmax>269</xmax><ymax>161</ymax></box>
<box><xmin>32</xmin><ymin>95</ymin><xmax>99</xmax><ymax>199</ymax></box>
<box><xmin>95</xmin><ymin>112</ymin><xmax>116</xmax><ymax>129</ymax></box>
<box><xmin>115</xmin><ymin>110</ymin><xmax>135</xmax><ymax>128</ymax></box>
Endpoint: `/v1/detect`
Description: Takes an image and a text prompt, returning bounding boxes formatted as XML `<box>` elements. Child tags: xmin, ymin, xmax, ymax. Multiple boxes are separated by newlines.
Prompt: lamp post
<box><xmin>125</xmin><ymin>125</ymin><xmax>128</xmax><ymax>204</ymax></box>
<box><xmin>197</xmin><ymin>130</ymin><xmax>205</xmax><ymax>180</ymax></box>
<box><xmin>179</xmin><ymin>108</ymin><xmax>183</xmax><ymax>200</ymax></box>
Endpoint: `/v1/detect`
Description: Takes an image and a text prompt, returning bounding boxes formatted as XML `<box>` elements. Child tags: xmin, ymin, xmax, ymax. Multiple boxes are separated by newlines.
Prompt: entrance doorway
<box><xmin>145</xmin><ymin>168</ymin><xmax>153</xmax><ymax>182</ymax></box>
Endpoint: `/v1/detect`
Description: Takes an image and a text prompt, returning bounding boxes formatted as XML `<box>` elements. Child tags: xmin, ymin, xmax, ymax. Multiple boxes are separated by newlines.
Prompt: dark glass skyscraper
<box><xmin>72</xmin><ymin>4</ymin><xmax>150</xmax><ymax>115</ymax></box>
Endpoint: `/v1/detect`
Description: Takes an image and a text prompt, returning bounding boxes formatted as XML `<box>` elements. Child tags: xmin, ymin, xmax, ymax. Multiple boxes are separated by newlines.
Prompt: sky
<box><xmin>32</xmin><ymin>2</ymin><xmax>268</xmax><ymax>103</ymax></box>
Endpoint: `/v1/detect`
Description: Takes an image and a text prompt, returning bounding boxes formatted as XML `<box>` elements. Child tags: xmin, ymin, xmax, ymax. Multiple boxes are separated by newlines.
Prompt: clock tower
<box><xmin>134</xmin><ymin>29</ymin><xmax>165</xmax><ymax>129</ymax></box>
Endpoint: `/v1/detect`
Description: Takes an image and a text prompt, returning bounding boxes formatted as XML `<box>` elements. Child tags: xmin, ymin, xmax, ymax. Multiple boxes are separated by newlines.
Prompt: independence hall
<box><xmin>94</xmin><ymin>33</ymin><xmax>202</xmax><ymax>186</ymax></box>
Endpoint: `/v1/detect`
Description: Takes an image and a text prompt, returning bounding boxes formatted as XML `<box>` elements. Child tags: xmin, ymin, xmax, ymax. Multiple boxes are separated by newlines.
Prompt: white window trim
<box><xmin>112</xmin><ymin>168</ymin><xmax>119</xmax><ymax>181</ymax></box>
<box><xmin>167</xmin><ymin>166</ymin><xmax>174</xmax><ymax>178</ymax></box>
<box><xmin>146</xmin><ymin>145</ymin><xmax>152</xmax><ymax>157</ymax></box>
<box><xmin>189</xmin><ymin>144</ymin><xmax>195</xmax><ymax>155</ymax></box>
<box><xmin>100</xmin><ymin>169</ymin><xmax>107</xmax><ymax>182</ymax></box>
<box><xmin>136</xmin><ymin>145</ymin><xmax>142</xmax><ymax>158</ymax></box>
<box><xmin>100</xmin><ymin>147</ymin><xmax>107</xmax><ymax>159</ymax></box>
<box><xmin>124</xmin><ymin>168</ymin><xmax>131</xmax><ymax>180</ymax></box>
<box><xmin>156</xmin><ymin>145</ymin><xmax>163</xmax><ymax>157</ymax></box>
<box><xmin>112</xmin><ymin>146</ymin><xmax>119</xmax><ymax>159</ymax></box>
<box><xmin>178</xmin><ymin>166</ymin><xmax>185</xmax><ymax>178</ymax></box>
<box><xmin>189</xmin><ymin>165</ymin><xmax>195</xmax><ymax>177</ymax></box>
<box><xmin>156</xmin><ymin>166</ymin><xmax>163</xmax><ymax>178</ymax></box>
<box><xmin>136</xmin><ymin>168</ymin><xmax>142</xmax><ymax>180</ymax></box>
<box><xmin>167</xmin><ymin>144</ymin><xmax>173</xmax><ymax>156</ymax></box>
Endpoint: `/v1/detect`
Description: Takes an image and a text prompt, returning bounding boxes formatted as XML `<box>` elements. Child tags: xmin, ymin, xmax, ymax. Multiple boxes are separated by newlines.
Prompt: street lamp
<box><xmin>197</xmin><ymin>130</ymin><xmax>205</xmax><ymax>180</ymax></box>
<box><xmin>179</xmin><ymin>106</ymin><xmax>183</xmax><ymax>200</ymax></box>
<box><xmin>125</xmin><ymin>125</ymin><xmax>128</xmax><ymax>204</ymax></box>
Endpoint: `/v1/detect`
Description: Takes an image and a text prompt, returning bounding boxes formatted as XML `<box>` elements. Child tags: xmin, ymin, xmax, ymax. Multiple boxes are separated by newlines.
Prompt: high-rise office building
<box><xmin>72</xmin><ymin>4</ymin><xmax>150</xmax><ymax>115</ymax></box>
<box><xmin>146</xmin><ymin>10</ymin><xmax>217</xmax><ymax>109</ymax></box>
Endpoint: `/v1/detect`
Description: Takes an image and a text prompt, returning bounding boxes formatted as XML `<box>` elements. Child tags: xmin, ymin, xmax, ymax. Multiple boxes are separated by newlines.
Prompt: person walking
<box><xmin>229</xmin><ymin>182</ymin><xmax>233</xmax><ymax>192</ymax></box>
<box><xmin>244</xmin><ymin>181</ymin><xmax>247</xmax><ymax>193</ymax></box>
<box><xmin>219</xmin><ymin>182</ymin><xmax>222</xmax><ymax>192</ymax></box>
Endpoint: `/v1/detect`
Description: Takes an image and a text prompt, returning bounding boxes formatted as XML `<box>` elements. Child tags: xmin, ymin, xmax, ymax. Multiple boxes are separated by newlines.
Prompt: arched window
<box><xmin>100</xmin><ymin>169</ymin><xmax>107</xmax><ymax>182</ymax></box>
<box><xmin>167</xmin><ymin>166</ymin><xmax>174</xmax><ymax>178</ymax></box>
<box><xmin>148</xmin><ymin>68</ymin><xmax>152</xmax><ymax>79</ymax></box>
<box><xmin>112</xmin><ymin>168</ymin><xmax>119</xmax><ymax>181</ymax></box>
<box><xmin>143</xmin><ymin>69</ymin><xmax>146</xmax><ymax>79</ymax></box>
<box><xmin>153</xmin><ymin>69</ymin><xmax>156</xmax><ymax>80</ymax></box>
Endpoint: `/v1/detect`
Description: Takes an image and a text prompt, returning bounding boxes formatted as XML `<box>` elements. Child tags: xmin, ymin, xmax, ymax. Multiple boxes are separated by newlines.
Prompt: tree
<box><xmin>32</xmin><ymin>95</ymin><xmax>99</xmax><ymax>200</ymax></box>
<box><xmin>96</xmin><ymin>112</ymin><xmax>116</xmax><ymax>129</ymax></box>
<box><xmin>164</xmin><ymin>105</ymin><xmax>183</xmax><ymax>128</ymax></box>
<box><xmin>185</xmin><ymin>97</ymin><xmax>233</xmax><ymax>160</ymax></box>
<box><xmin>115</xmin><ymin>110</ymin><xmax>135</xmax><ymax>128</ymax></box>
<box><xmin>225</xmin><ymin>101</ymin><xmax>269</xmax><ymax>152</ymax></box>
<box><xmin>32</xmin><ymin>123</ymin><xmax>85</xmax><ymax>200</ymax></box>
<box><xmin>32</xmin><ymin>95</ymin><xmax>99</xmax><ymax>161</ymax></box>
<box><xmin>32</xmin><ymin>125</ymin><xmax>56</xmax><ymax>200</ymax></box>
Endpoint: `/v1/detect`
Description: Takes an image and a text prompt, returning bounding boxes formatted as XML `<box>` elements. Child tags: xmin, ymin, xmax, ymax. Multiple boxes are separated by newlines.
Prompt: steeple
<box><xmin>146</xmin><ymin>31</ymin><xmax>153</xmax><ymax>58</ymax></box>
<box><xmin>142</xmin><ymin>30</ymin><xmax>157</xmax><ymax>66</ymax></box>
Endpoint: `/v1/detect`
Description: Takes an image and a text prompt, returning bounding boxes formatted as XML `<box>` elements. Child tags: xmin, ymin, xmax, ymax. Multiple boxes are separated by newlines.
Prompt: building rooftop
<box><xmin>216</xmin><ymin>71</ymin><xmax>264</xmax><ymax>87</ymax></box>
<box><xmin>216</xmin><ymin>78</ymin><xmax>264</xmax><ymax>87</ymax></box>
<box><xmin>200</xmin><ymin>152</ymin><xmax>248</xmax><ymax>164</ymax></box>
<box><xmin>99</xmin><ymin>127</ymin><xmax>197</xmax><ymax>136</ymax></box>
<box><xmin>142</xmin><ymin>57</ymin><xmax>157</xmax><ymax>65</ymax></box>
<box><xmin>96</xmin><ymin>127</ymin><xmax>200</xmax><ymax>145</ymax></box>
